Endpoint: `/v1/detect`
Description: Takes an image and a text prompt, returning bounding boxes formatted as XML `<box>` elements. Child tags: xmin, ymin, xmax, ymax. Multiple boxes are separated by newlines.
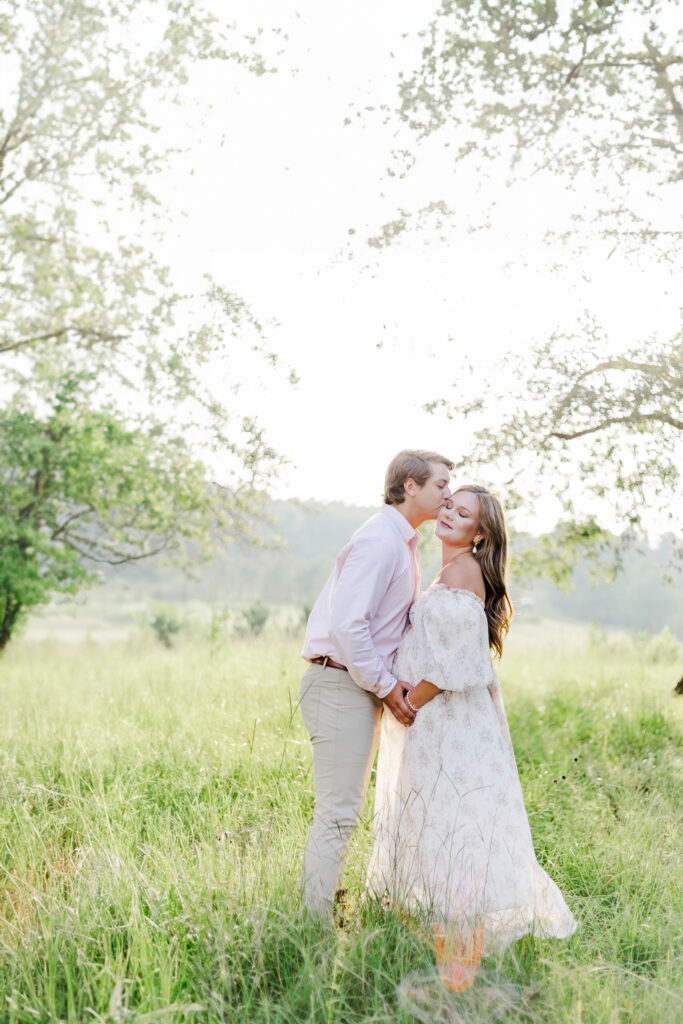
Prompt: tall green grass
<box><xmin>0</xmin><ymin>623</ymin><xmax>681</xmax><ymax>1022</ymax></box>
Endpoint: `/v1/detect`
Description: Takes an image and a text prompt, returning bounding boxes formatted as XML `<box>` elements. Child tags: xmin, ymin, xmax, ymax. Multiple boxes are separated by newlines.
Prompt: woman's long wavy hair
<box><xmin>455</xmin><ymin>484</ymin><xmax>513</xmax><ymax>658</ymax></box>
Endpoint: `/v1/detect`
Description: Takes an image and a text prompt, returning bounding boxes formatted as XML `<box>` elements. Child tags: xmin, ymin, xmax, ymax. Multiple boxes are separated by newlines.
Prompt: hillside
<box><xmin>68</xmin><ymin>500</ymin><xmax>683</xmax><ymax>638</ymax></box>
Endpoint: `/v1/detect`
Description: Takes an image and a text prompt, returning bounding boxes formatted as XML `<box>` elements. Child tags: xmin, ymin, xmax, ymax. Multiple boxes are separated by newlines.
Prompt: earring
<box><xmin>473</xmin><ymin>536</ymin><xmax>482</xmax><ymax>554</ymax></box>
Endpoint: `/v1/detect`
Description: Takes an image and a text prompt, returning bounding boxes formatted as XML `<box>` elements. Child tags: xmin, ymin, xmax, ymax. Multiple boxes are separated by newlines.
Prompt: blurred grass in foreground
<box><xmin>0</xmin><ymin>622</ymin><xmax>681</xmax><ymax>1023</ymax></box>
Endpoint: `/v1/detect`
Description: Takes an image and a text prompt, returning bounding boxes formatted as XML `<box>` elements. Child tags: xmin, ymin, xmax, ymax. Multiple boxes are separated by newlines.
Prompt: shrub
<box><xmin>149</xmin><ymin>604</ymin><xmax>183</xmax><ymax>648</ymax></box>
<box><xmin>236</xmin><ymin>600</ymin><xmax>270</xmax><ymax>637</ymax></box>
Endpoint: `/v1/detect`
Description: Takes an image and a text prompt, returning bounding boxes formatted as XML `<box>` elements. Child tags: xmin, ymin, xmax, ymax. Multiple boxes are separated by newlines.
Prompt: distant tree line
<box><xmin>99</xmin><ymin>500</ymin><xmax>683</xmax><ymax>637</ymax></box>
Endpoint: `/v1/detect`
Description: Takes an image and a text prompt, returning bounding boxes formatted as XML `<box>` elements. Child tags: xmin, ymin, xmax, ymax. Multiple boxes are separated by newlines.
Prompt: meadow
<box><xmin>0</xmin><ymin>617</ymin><xmax>681</xmax><ymax>1024</ymax></box>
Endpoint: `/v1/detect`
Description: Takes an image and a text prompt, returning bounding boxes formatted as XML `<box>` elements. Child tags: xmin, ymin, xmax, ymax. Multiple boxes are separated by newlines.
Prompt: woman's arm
<box><xmin>406</xmin><ymin>678</ymin><xmax>442</xmax><ymax>709</ymax></box>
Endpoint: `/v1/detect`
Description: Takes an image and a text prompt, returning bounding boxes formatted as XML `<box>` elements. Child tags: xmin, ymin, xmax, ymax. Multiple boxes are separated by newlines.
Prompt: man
<box><xmin>299</xmin><ymin>449</ymin><xmax>454</xmax><ymax>917</ymax></box>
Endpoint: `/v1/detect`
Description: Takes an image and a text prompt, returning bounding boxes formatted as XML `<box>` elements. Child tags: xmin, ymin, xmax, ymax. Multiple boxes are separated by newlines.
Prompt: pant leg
<box><xmin>299</xmin><ymin>662</ymin><xmax>383</xmax><ymax>916</ymax></box>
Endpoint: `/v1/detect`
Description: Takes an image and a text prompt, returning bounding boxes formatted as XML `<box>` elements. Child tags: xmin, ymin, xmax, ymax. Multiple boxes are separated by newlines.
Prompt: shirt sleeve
<box><xmin>413</xmin><ymin>588</ymin><xmax>492</xmax><ymax>692</ymax></box>
<box><xmin>328</xmin><ymin>533</ymin><xmax>399</xmax><ymax>699</ymax></box>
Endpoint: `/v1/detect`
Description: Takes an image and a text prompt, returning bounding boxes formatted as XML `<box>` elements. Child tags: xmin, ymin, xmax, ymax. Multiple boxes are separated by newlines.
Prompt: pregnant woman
<box><xmin>366</xmin><ymin>485</ymin><xmax>577</xmax><ymax>992</ymax></box>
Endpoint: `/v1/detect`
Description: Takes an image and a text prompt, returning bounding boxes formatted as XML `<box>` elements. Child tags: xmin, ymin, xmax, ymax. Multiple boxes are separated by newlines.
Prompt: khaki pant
<box><xmin>299</xmin><ymin>662</ymin><xmax>383</xmax><ymax>916</ymax></box>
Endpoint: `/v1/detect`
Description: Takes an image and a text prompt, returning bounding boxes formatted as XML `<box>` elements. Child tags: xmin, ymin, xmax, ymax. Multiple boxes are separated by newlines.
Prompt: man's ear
<box><xmin>403</xmin><ymin>477</ymin><xmax>417</xmax><ymax>498</ymax></box>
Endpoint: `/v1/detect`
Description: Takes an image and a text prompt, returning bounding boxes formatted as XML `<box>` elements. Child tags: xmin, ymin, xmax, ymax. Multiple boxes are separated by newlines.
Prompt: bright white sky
<box><xmin>144</xmin><ymin>0</ymin><xmax>679</xmax><ymax>532</ymax></box>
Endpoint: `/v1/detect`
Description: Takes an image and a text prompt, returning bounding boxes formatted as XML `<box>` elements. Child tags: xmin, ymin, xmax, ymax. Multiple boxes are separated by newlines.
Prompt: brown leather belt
<box><xmin>308</xmin><ymin>655</ymin><xmax>348</xmax><ymax>672</ymax></box>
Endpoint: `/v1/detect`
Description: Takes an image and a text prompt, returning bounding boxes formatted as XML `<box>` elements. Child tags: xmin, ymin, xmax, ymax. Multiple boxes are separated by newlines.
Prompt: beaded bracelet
<box><xmin>405</xmin><ymin>692</ymin><xmax>418</xmax><ymax>713</ymax></box>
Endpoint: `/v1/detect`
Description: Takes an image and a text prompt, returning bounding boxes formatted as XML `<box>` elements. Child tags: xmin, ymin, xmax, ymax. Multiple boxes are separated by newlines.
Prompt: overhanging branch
<box><xmin>550</xmin><ymin>411</ymin><xmax>683</xmax><ymax>441</ymax></box>
<box><xmin>0</xmin><ymin>325</ymin><xmax>128</xmax><ymax>355</ymax></box>
<box><xmin>66</xmin><ymin>536</ymin><xmax>170</xmax><ymax>565</ymax></box>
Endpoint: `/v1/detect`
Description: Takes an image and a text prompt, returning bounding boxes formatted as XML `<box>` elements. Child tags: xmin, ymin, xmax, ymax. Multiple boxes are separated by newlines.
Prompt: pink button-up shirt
<box><xmin>301</xmin><ymin>504</ymin><xmax>420</xmax><ymax>699</ymax></box>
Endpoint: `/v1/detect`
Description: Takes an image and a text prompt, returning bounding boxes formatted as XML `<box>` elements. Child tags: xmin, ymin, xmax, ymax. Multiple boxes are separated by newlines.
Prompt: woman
<box><xmin>366</xmin><ymin>485</ymin><xmax>577</xmax><ymax>991</ymax></box>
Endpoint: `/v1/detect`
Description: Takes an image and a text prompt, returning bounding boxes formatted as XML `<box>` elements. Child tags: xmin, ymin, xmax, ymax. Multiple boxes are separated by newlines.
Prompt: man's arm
<box><xmin>328</xmin><ymin>534</ymin><xmax>415</xmax><ymax>725</ymax></box>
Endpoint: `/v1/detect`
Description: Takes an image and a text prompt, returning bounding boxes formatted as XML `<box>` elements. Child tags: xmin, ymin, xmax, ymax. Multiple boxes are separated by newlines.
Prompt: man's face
<box><xmin>409</xmin><ymin>462</ymin><xmax>452</xmax><ymax>521</ymax></box>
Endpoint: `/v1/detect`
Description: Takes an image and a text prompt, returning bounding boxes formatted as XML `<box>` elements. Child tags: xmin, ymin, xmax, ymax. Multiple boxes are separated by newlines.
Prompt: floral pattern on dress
<box><xmin>366</xmin><ymin>584</ymin><xmax>577</xmax><ymax>953</ymax></box>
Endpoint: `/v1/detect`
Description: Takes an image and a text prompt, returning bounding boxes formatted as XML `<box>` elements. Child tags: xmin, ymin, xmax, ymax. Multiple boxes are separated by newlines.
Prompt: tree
<box><xmin>373</xmin><ymin>0</ymin><xmax>682</xmax><ymax>565</ymax></box>
<box><xmin>427</xmin><ymin>323</ymin><xmax>682</xmax><ymax>576</ymax></box>
<box><xmin>393</xmin><ymin>0</ymin><xmax>681</xmax><ymax>251</ymax></box>
<box><xmin>0</xmin><ymin>396</ymin><xmax>258</xmax><ymax>647</ymax></box>
<box><xmin>0</xmin><ymin>1</ymin><xmax>287</xmax><ymax>646</ymax></box>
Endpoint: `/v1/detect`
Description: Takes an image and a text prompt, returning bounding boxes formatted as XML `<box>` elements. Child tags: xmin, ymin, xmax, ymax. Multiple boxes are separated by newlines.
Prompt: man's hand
<box><xmin>383</xmin><ymin>680</ymin><xmax>416</xmax><ymax>727</ymax></box>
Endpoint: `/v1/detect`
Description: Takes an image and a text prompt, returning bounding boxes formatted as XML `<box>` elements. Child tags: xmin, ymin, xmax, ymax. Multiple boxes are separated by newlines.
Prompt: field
<box><xmin>1</xmin><ymin>619</ymin><xmax>681</xmax><ymax>1023</ymax></box>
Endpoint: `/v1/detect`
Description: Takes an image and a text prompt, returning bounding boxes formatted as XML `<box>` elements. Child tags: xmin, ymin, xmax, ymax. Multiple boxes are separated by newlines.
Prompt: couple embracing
<box><xmin>299</xmin><ymin>450</ymin><xmax>576</xmax><ymax>991</ymax></box>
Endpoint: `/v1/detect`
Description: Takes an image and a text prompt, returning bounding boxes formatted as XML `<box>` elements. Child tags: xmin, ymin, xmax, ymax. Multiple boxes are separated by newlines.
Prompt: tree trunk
<box><xmin>0</xmin><ymin>593</ymin><xmax>23</xmax><ymax>650</ymax></box>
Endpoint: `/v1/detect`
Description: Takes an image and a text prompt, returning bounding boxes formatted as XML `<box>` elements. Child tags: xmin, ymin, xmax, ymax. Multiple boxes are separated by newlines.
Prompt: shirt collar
<box><xmin>381</xmin><ymin>503</ymin><xmax>420</xmax><ymax>545</ymax></box>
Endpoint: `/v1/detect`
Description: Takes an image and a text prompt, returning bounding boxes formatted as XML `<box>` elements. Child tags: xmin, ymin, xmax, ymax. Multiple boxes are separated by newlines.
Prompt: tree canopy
<box><xmin>395</xmin><ymin>0</ymin><xmax>681</xmax><ymax>249</ymax></box>
<box><xmin>0</xmin><ymin>1</ymin><xmax>286</xmax><ymax>645</ymax></box>
<box><xmin>375</xmin><ymin>0</ymin><xmax>682</xmax><ymax>565</ymax></box>
<box><xmin>426</xmin><ymin>324</ymin><xmax>682</xmax><ymax>575</ymax></box>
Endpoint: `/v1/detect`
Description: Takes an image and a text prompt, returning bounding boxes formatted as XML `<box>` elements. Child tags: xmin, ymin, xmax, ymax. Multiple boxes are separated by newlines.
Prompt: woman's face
<box><xmin>435</xmin><ymin>490</ymin><xmax>481</xmax><ymax>548</ymax></box>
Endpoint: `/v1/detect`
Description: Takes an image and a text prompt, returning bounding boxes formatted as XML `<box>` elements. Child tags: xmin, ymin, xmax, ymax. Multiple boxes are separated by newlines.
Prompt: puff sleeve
<box><xmin>395</xmin><ymin>585</ymin><xmax>493</xmax><ymax>692</ymax></box>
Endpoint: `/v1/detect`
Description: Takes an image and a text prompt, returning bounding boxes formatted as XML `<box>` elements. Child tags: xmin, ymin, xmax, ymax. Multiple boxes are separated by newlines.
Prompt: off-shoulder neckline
<box><xmin>428</xmin><ymin>582</ymin><xmax>485</xmax><ymax>608</ymax></box>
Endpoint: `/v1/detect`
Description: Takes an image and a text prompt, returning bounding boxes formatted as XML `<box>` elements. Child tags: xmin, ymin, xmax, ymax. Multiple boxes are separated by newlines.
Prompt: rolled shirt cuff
<box><xmin>344</xmin><ymin>660</ymin><xmax>396</xmax><ymax>700</ymax></box>
<box><xmin>370</xmin><ymin>667</ymin><xmax>397</xmax><ymax>701</ymax></box>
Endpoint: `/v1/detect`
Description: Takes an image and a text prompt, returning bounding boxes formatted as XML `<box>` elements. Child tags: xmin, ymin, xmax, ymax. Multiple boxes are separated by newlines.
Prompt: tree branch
<box><xmin>50</xmin><ymin>506</ymin><xmax>94</xmax><ymax>540</ymax></box>
<box><xmin>0</xmin><ymin>328</ymin><xmax>69</xmax><ymax>353</ymax></box>
<box><xmin>65</xmin><ymin>536</ymin><xmax>171</xmax><ymax>565</ymax></box>
<box><xmin>644</xmin><ymin>35</ymin><xmax>683</xmax><ymax>146</ymax></box>
<box><xmin>550</xmin><ymin>411</ymin><xmax>683</xmax><ymax>441</ymax></box>
<box><xmin>0</xmin><ymin>326</ymin><xmax>128</xmax><ymax>355</ymax></box>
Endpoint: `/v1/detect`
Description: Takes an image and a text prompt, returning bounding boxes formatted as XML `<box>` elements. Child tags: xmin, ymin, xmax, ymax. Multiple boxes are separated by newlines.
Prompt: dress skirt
<box><xmin>366</xmin><ymin>584</ymin><xmax>577</xmax><ymax>953</ymax></box>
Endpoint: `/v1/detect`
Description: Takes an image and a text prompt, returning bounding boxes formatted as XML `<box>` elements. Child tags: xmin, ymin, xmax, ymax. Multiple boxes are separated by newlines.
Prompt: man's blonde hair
<box><xmin>383</xmin><ymin>449</ymin><xmax>454</xmax><ymax>506</ymax></box>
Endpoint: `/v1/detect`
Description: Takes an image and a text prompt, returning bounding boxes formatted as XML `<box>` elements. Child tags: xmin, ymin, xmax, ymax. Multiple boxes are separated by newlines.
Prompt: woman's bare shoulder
<box><xmin>438</xmin><ymin>555</ymin><xmax>486</xmax><ymax>601</ymax></box>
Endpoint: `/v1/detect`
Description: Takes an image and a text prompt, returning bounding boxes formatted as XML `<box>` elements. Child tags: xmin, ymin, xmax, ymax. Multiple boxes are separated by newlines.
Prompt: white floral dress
<box><xmin>366</xmin><ymin>583</ymin><xmax>577</xmax><ymax>952</ymax></box>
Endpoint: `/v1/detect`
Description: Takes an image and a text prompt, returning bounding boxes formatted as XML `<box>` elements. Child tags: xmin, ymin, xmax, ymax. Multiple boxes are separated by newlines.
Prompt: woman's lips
<box><xmin>439</xmin><ymin>520</ymin><xmax>453</xmax><ymax>530</ymax></box>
